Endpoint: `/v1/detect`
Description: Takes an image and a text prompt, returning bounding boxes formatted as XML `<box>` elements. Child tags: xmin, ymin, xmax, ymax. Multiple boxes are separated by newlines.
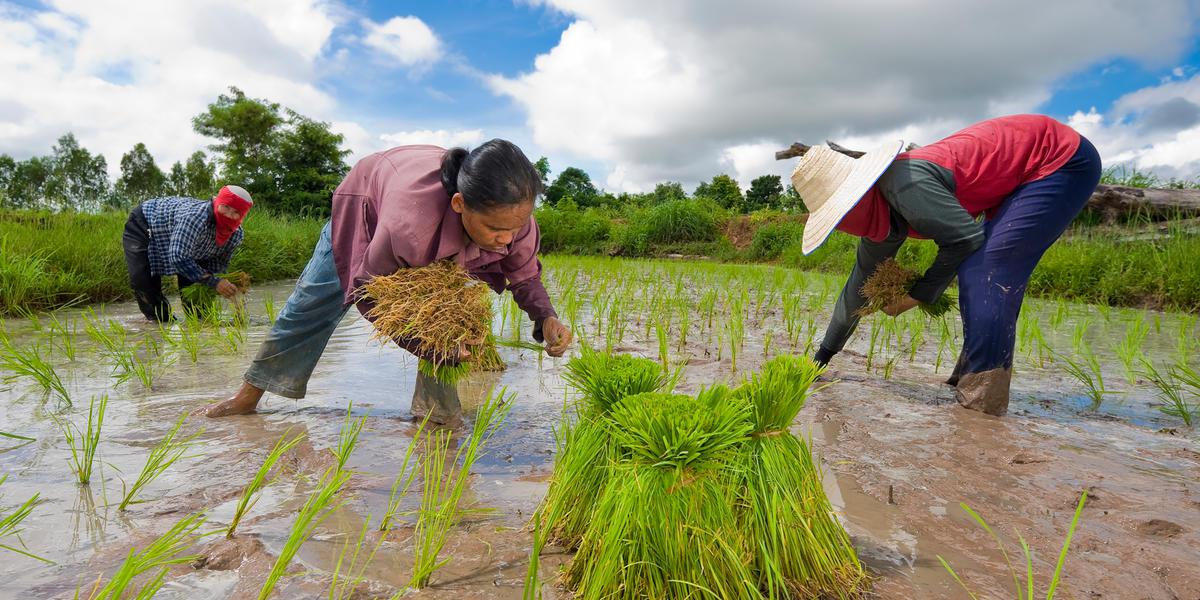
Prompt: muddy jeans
<box><xmin>243</xmin><ymin>221</ymin><xmax>460</xmax><ymax>420</ymax></box>
<box><xmin>953</xmin><ymin>136</ymin><xmax>1101</xmax><ymax>415</ymax></box>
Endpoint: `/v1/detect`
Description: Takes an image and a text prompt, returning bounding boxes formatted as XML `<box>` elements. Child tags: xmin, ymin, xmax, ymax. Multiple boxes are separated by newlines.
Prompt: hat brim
<box><xmin>801</xmin><ymin>140</ymin><xmax>904</xmax><ymax>255</ymax></box>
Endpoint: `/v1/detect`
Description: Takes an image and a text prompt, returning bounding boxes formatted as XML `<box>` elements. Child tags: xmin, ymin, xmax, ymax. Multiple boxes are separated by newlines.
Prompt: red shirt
<box><xmin>329</xmin><ymin>145</ymin><xmax>554</xmax><ymax>322</ymax></box>
<box><xmin>900</xmin><ymin>114</ymin><xmax>1081</xmax><ymax>216</ymax></box>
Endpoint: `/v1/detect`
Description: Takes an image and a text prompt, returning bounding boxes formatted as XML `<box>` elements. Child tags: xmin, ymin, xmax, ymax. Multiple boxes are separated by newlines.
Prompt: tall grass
<box><xmin>0</xmin><ymin>209</ymin><xmax>322</xmax><ymax>315</ymax></box>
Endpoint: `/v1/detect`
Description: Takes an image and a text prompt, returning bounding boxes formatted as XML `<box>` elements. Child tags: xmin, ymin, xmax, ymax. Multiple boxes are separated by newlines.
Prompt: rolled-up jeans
<box><xmin>244</xmin><ymin>221</ymin><xmax>460</xmax><ymax>420</ymax></box>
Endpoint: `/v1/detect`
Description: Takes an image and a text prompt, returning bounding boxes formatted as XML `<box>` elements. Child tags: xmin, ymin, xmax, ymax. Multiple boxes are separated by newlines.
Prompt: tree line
<box><xmin>0</xmin><ymin>85</ymin><xmax>799</xmax><ymax>217</ymax></box>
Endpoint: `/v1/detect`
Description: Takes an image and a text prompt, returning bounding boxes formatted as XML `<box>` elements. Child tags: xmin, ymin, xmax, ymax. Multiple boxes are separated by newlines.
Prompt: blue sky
<box><xmin>2</xmin><ymin>0</ymin><xmax>1199</xmax><ymax>191</ymax></box>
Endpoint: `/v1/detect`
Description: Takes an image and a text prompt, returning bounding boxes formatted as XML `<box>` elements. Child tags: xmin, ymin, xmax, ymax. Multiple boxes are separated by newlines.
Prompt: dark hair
<box><xmin>440</xmin><ymin>139</ymin><xmax>543</xmax><ymax>211</ymax></box>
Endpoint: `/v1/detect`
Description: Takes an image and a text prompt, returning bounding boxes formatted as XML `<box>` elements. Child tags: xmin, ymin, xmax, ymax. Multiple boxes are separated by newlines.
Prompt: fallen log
<box><xmin>777</xmin><ymin>142</ymin><xmax>1200</xmax><ymax>221</ymax></box>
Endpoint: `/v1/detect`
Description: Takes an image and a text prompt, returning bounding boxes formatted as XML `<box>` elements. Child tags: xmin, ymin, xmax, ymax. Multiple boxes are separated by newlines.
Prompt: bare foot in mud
<box><xmin>203</xmin><ymin>383</ymin><xmax>265</xmax><ymax>418</ymax></box>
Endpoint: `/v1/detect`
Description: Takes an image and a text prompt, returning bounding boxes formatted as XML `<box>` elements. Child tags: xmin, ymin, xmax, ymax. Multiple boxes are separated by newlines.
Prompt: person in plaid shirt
<box><xmin>122</xmin><ymin>185</ymin><xmax>253</xmax><ymax>322</ymax></box>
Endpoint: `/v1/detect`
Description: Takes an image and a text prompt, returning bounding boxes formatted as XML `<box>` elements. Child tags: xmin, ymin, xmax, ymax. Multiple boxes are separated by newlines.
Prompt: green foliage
<box><xmin>535</xmin><ymin>202</ymin><xmax>612</xmax><ymax>253</ymax></box>
<box><xmin>533</xmin><ymin>156</ymin><xmax>550</xmax><ymax>184</ymax></box>
<box><xmin>0</xmin><ymin>133</ymin><xmax>109</xmax><ymax>211</ymax></box>
<box><xmin>192</xmin><ymin>86</ymin><xmax>349</xmax><ymax>217</ymax></box>
<box><xmin>119</xmin><ymin>413</ymin><xmax>202</xmax><ymax>511</ymax></box>
<box><xmin>114</xmin><ymin>143</ymin><xmax>167</xmax><ymax>210</ymax></box>
<box><xmin>745</xmin><ymin>174</ymin><xmax>784</xmax><ymax>212</ymax></box>
<box><xmin>227</xmin><ymin>430</ymin><xmax>305</xmax><ymax>538</ymax></box>
<box><xmin>544</xmin><ymin>166</ymin><xmax>598</xmax><ymax>208</ymax></box>
<box><xmin>58</xmin><ymin>394</ymin><xmax>107</xmax><ymax>485</ymax></box>
<box><xmin>88</xmin><ymin>512</ymin><xmax>209</xmax><ymax>599</ymax></box>
<box><xmin>0</xmin><ymin>474</ymin><xmax>52</xmax><ymax>564</ymax></box>
<box><xmin>748</xmin><ymin>220</ymin><xmax>805</xmax><ymax>260</ymax></box>
<box><xmin>166</xmin><ymin>151</ymin><xmax>218</xmax><ymax>199</ymax></box>
<box><xmin>694</xmin><ymin>173</ymin><xmax>744</xmax><ymax>212</ymax></box>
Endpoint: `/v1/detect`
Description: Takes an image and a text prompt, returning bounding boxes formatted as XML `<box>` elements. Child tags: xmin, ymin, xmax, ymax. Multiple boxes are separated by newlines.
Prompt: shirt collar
<box><xmin>433</xmin><ymin>208</ymin><xmax>509</xmax><ymax>266</ymax></box>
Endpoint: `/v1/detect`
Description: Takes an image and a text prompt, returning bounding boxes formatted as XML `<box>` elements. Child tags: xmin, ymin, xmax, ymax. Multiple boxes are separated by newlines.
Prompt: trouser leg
<box><xmin>123</xmin><ymin>205</ymin><xmax>173</xmax><ymax>322</ymax></box>
<box><xmin>411</xmin><ymin>371</ymin><xmax>463</xmax><ymax>425</ymax></box>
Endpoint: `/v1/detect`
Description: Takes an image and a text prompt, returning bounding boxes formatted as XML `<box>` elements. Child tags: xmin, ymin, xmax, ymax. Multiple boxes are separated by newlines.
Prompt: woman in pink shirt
<box><xmin>206</xmin><ymin>140</ymin><xmax>571</xmax><ymax>421</ymax></box>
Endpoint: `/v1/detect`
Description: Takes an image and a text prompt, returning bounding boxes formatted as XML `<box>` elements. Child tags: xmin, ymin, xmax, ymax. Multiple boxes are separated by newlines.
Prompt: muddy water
<box><xmin>1</xmin><ymin>263</ymin><xmax>1198</xmax><ymax>599</ymax></box>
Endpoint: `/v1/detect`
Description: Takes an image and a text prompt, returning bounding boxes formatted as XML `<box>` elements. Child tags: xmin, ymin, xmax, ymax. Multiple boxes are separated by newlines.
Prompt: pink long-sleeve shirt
<box><xmin>329</xmin><ymin>145</ymin><xmax>557</xmax><ymax>329</ymax></box>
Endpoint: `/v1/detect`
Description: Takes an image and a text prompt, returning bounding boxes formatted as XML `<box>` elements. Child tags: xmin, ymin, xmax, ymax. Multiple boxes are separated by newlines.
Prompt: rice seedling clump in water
<box><xmin>857</xmin><ymin>257</ymin><xmax>955</xmax><ymax>318</ymax></box>
<box><xmin>732</xmin><ymin>355</ymin><xmax>866</xmax><ymax>598</ymax></box>
<box><xmin>566</xmin><ymin>391</ymin><xmax>759</xmax><ymax>600</ymax></box>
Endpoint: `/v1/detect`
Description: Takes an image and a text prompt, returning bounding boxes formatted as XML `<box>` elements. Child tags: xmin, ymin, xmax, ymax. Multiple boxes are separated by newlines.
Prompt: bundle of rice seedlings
<box><xmin>565</xmin><ymin>391</ymin><xmax>759</xmax><ymax>599</ymax></box>
<box><xmin>732</xmin><ymin>355</ymin><xmax>866</xmax><ymax>598</ymax></box>
<box><xmin>856</xmin><ymin>257</ymin><xmax>955</xmax><ymax>318</ymax></box>
<box><xmin>181</xmin><ymin>271</ymin><xmax>252</xmax><ymax>322</ymax></box>
<box><xmin>537</xmin><ymin>347</ymin><xmax>671</xmax><ymax>546</ymax></box>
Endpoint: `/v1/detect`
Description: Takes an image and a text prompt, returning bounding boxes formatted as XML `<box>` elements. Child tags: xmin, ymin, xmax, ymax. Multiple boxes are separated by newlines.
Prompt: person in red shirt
<box><xmin>796</xmin><ymin>115</ymin><xmax>1101</xmax><ymax>415</ymax></box>
<box><xmin>205</xmin><ymin>140</ymin><xmax>572</xmax><ymax>421</ymax></box>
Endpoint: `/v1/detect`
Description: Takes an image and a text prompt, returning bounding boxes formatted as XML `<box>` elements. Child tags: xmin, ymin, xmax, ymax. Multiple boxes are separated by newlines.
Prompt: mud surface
<box><xmin>1</xmin><ymin>258</ymin><xmax>1198</xmax><ymax>599</ymax></box>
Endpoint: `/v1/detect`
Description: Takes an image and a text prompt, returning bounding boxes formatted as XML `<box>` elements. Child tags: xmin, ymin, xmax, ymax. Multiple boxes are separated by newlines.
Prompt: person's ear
<box><xmin>450</xmin><ymin>192</ymin><xmax>465</xmax><ymax>214</ymax></box>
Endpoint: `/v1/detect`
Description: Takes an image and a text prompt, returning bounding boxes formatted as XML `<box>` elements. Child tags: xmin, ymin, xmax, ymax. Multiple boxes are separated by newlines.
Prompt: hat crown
<box><xmin>790</xmin><ymin>145</ymin><xmax>855</xmax><ymax>213</ymax></box>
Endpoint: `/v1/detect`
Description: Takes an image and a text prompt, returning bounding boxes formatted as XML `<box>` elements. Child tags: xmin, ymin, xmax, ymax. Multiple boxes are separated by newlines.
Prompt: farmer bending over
<box><xmin>796</xmin><ymin>115</ymin><xmax>1100</xmax><ymax>416</ymax></box>
<box><xmin>205</xmin><ymin>140</ymin><xmax>572</xmax><ymax>421</ymax></box>
<box><xmin>122</xmin><ymin>185</ymin><xmax>252</xmax><ymax>322</ymax></box>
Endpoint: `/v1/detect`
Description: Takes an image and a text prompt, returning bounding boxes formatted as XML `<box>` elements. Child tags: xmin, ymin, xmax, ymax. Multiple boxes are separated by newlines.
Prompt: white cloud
<box><xmin>361</xmin><ymin>16</ymin><xmax>442</xmax><ymax>68</ymax></box>
<box><xmin>0</xmin><ymin>0</ymin><xmax>345</xmax><ymax>175</ymax></box>
<box><xmin>1067</xmin><ymin>73</ymin><xmax>1200</xmax><ymax>180</ymax></box>
<box><xmin>379</xmin><ymin>128</ymin><xmax>485</xmax><ymax>149</ymax></box>
<box><xmin>491</xmin><ymin>0</ymin><xmax>1199</xmax><ymax>191</ymax></box>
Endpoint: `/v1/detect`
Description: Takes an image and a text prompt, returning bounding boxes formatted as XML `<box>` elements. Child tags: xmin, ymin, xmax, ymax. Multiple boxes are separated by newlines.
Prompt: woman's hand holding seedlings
<box><xmin>216</xmin><ymin>278</ymin><xmax>239</xmax><ymax>299</ymax></box>
<box><xmin>542</xmin><ymin>317</ymin><xmax>572</xmax><ymax>357</ymax></box>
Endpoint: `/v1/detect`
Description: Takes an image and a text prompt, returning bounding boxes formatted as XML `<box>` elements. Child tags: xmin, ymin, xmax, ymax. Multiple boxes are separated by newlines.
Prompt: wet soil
<box><xmin>1</xmin><ymin>263</ymin><xmax>1198</xmax><ymax>599</ymax></box>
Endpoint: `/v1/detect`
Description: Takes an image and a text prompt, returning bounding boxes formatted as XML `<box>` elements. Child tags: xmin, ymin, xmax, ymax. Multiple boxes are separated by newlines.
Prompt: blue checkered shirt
<box><xmin>142</xmin><ymin>197</ymin><xmax>243</xmax><ymax>287</ymax></box>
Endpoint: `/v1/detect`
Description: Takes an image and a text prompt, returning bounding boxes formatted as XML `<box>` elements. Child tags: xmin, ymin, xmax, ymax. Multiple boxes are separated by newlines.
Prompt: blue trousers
<box><xmin>957</xmin><ymin>137</ymin><xmax>1101</xmax><ymax>375</ymax></box>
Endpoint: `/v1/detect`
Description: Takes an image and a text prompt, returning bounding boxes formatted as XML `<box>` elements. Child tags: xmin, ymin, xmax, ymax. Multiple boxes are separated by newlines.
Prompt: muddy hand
<box><xmin>457</xmin><ymin>335</ymin><xmax>486</xmax><ymax>361</ymax></box>
<box><xmin>542</xmin><ymin>317</ymin><xmax>572</xmax><ymax>357</ymax></box>
<box><xmin>882</xmin><ymin>295</ymin><xmax>919</xmax><ymax>317</ymax></box>
<box><xmin>216</xmin><ymin>278</ymin><xmax>239</xmax><ymax>300</ymax></box>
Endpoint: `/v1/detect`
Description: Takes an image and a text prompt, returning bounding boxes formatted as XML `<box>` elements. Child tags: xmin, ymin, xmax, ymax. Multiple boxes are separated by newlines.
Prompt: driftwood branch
<box><xmin>776</xmin><ymin>141</ymin><xmax>1200</xmax><ymax>221</ymax></box>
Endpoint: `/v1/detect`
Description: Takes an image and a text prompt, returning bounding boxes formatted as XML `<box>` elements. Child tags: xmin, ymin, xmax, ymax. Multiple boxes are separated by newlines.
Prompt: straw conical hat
<box><xmin>791</xmin><ymin>140</ymin><xmax>903</xmax><ymax>255</ymax></box>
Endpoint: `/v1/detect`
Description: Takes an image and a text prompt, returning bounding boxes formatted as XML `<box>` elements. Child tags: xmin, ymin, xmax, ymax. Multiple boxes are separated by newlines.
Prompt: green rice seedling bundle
<box><xmin>180</xmin><ymin>270</ymin><xmax>252</xmax><ymax>322</ymax></box>
<box><xmin>857</xmin><ymin>258</ymin><xmax>955</xmax><ymax>318</ymax></box>
<box><xmin>732</xmin><ymin>355</ymin><xmax>865</xmax><ymax>598</ymax></box>
<box><xmin>359</xmin><ymin>261</ymin><xmax>507</xmax><ymax>385</ymax></box>
<box><xmin>564</xmin><ymin>390</ymin><xmax>759</xmax><ymax>599</ymax></box>
<box><xmin>536</xmin><ymin>348</ymin><xmax>671</xmax><ymax>547</ymax></box>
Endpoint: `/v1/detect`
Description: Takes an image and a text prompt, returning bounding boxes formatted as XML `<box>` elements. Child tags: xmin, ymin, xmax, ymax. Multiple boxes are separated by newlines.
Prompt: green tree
<box><xmin>274</xmin><ymin>110</ymin><xmax>351</xmax><ymax>218</ymax></box>
<box><xmin>166</xmin><ymin>151</ymin><xmax>218</xmax><ymax>199</ymax></box>
<box><xmin>544</xmin><ymin>166</ymin><xmax>598</xmax><ymax>207</ymax></box>
<box><xmin>114</xmin><ymin>142</ymin><xmax>167</xmax><ymax>208</ymax></box>
<box><xmin>45</xmin><ymin>133</ymin><xmax>109</xmax><ymax>211</ymax></box>
<box><xmin>6</xmin><ymin>156</ymin><xmax>53</xmax><ymax>209</ymax></box>
<box><xmin>745</xmin><ymin>174</ymin><xmax>783</xmax><ymax>212</ymax></box>
<box><xmin>648</xmin><ymin>182</ymin><xmax>687</xmax><ymax>205</ymax></box>
<box><xmin>779</xmin><ymin>184</ymin><xmax>807</xmax><ymax>213</ymax></box>
<box><xmin>694</xmin><ymin>174</ymin><xmax>743</xmax><ymax>213</ymax></box>
<box><xmin>192</xmin><ymin>86</ymin><xmax>284</xmax><ymax>206</ymax></box>
<box><xmin>0</xmin><ymin>154</ymin><xmax>14</xmax><ymax>207</ymax></box>
<box><xmin>534</xmin><ymin>156</ymin><xmax>550</xmax><ymax>186</ymax></box>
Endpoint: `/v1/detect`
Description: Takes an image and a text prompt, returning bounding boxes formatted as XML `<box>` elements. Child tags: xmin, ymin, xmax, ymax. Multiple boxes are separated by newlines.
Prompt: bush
<box><xmin>640</xmin><ymin>199</ymin><xmax>722</xmax><ymax>245</ymax></box>
<box><xmin>535</xmin><ymin>204</ymin><xmax>612</xmax><ymax>254</ymax></box>
<box><xmin>747</xmin><ymin>221</ymin><xmax>805</xmax><ymax>260</ymax></box>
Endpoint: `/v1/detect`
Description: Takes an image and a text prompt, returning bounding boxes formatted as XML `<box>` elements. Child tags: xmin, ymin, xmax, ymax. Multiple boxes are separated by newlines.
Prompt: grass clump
<box><xmin>732</xmin><ymin>355</ymin><xmax>865</xmax><ymax>597</ymax></box>
<box><xmin>857</xmin><ymin>258</ymin><xmax>955</xmax><ymax>318</ymax></box>
<box><xmin>0</xmin><ymin>330</ymin><xmax>70</xmax><ymax>405</ymax></box>
<box><xmin>58</xmin><ymin>394</ymin><xmax>108</xmax><ymax>485</ymax></box>
<box><xmin>565</xmin><ymin>390</ymin><xmax>758</xmax><ymax>599</ymax></box>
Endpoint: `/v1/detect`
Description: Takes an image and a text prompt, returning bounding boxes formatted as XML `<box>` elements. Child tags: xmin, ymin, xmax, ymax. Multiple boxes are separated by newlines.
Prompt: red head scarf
<box><xmin>213</xmin><ymin>185</ymin><xmax>253</xmax><ymax>246</ymax></box>
<box><xmin>833</xmin><ymin>184</ymin><xmax>892</xmax><ymax>242</ymax></box>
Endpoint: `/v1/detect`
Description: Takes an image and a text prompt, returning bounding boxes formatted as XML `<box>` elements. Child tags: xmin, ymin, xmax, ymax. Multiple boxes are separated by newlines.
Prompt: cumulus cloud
<box><xmin>491</xmin><ymin>0</ymin><xmax>1199</xmax><ymax>191</ymax></box>
<box><xmin>0</xmin><ymin>0</ymin><xmax>344</xmax><ymax>174</ymax></box>
<box><xmin>379</xmin><ymin>128</ymin><xmax>486</xmax><ymax>148</ymax></box>
<box><xmin>361</xmin><ymin>16</ymin><xmax>443</xmax><ymax>68</ymax></box>
<box><xmin>1068</xmin><ymin>71</ymin><xmax>1200</xmax><ymax>181</ymax></box>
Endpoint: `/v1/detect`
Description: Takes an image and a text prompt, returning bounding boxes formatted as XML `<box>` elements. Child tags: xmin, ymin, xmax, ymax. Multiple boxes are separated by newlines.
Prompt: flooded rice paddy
<box><xmin>1</xmin><ymin>256</ymin><xmax>1197</xmax><ymax>599</ymax></box>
